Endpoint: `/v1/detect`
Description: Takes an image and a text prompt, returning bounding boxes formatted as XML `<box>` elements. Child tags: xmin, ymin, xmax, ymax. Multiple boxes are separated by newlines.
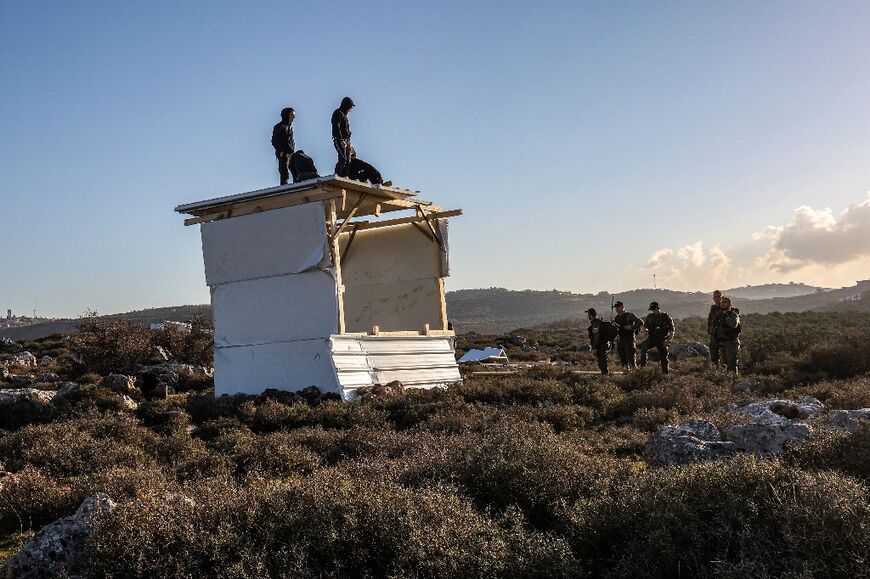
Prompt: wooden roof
<box><xmin>176</xmin><ymin>175</ymin><xmax>443</xmax><ymax>226</ymax></box>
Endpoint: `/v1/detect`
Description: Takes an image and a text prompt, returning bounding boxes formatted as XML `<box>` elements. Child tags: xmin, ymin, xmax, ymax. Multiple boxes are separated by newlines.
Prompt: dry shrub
<box><xmin>83</xmin><ymin>472</ymin><xmax>576</xmax><ymax>578</ymax></box>
<box><xmin>786</xmin><ymin>378</ymin><xmax>870</xmax><ymax>410</ymax></box>
<box><xmin>456</xmin><ymin>376</ymin><xmax>574</xmax><ymax>406</ymax></box>
<box><xmin>0</xmin><ymin>416</ymin><xmax>157</xmax><ymax>477</ymax></box>
<box><xmin>565</xmin><ymin>456</ymin><xmax>870</xmax><ymax>578</ymax></box>
<box><xmin>210</xmin><ymin>429</ymin><xmax>320</xmax><ymax>477</ymax></box>
<box><xmin>506</xmin><ymin>404</ymin><xmax>596</xmax><ymax>433</ymax></box>
<box><xmin>0</xmin><ymin>397</ymin><xmax>57</xmax><ymax>430</ymax></box>
<box><xmin>421</xmin><ymin>403</ymin><xmax>501</xmax><ymax>434</ymax></box>
<box><xmin>631</xmin><ymin>407</ymin><xmax>680</xmax><ymax>432</ymax></box>
<box><xmin>0</xmin><ymin>467</ymin><xmax>77</xmax><ymax>531</ymax></box>
<box><xmin>150</xmin><ymin>315</ymin><xmax>213</xmax><ymax>367</ymax></box>
<box><xmin>784</xmin><ymin>425</ymin><xmax>870</xmax><ymax>482</ymax></box>
<box><xmin>799</xmin><ymin>336</ymin><xmax>870</xmax><ymax>379</ymax></box>
<box><xmin>70</xmin><ymin>316</ymin><xmax>151</xmax><ymax>375</ymax></box>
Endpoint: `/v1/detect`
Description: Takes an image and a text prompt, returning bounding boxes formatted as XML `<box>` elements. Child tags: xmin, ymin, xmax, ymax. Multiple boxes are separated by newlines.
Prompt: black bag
<box><xmin>290</xmin><ymin>150</ymin><xmax>319</xmax><ymax>183</ymax></box>
<box><xmin>600</xmin><ymin>320</ymin><xmax>619</xmax><ymax>341</ymax></box>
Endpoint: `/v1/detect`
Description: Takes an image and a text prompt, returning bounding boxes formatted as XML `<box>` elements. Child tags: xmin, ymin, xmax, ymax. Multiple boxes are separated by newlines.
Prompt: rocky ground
<box><xmin>0</xmin><ymin>316</ymin><xmax>868</xmax><ymax>577</ymax></box>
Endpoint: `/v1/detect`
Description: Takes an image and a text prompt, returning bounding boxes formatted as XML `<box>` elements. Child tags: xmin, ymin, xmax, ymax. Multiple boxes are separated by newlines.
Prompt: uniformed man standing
<box><xmin>613</xmin><ymin>301</ymin><xmax>643</xmax><ymax>370</ymax></box>
<box><xmin>585</xmin><ymin>308</ymin><xmax>609</xmax><ymax>375</ymax></box>
<box><xmin>639</xmin><ymin>301</ymin><xmax>675</xmax><ymax>374</ymax></box>
<box><xmin>713</xmin><ymin>296</ymin><xmax>741</xmax><ymax>374</ymax></box>
<box><xmin>331</xmin><ymin>97</ymin><xmax>355</xmax><ymax>177</ymax></box>
<box><xmin>707</xmin><ymin>290</ymin><xmax>724</xmax><ymax>369</ymax></box>
<box><xmin>271</xmin><ymin>107</ymin><xmax>296</xmax><ymax>185</ymax></box>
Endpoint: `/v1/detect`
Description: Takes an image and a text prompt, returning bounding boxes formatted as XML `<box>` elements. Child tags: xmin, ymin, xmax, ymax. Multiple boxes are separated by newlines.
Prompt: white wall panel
<box><xmin>212</xmin><ymin>271</ymin><xmax>338</xmax><ymax>347</ymax></box>
<box><xmin>338</xmin><ymin>223</ymin><xmax>437</xmax><ymax>286</ymax></box>
<box><xmin>342</xmin><ymin>278</ymin><xmax>443</xmax><ymax>333</ymax></box>
<box><xmin>201</xmin><ymin>202</ymin><xmax>329</xmax><ymax>286</ymax></box>
<box><xmin>214</xmin><ymin>339</ymin><xmax>340</xmax><ymax>396</ymax></box>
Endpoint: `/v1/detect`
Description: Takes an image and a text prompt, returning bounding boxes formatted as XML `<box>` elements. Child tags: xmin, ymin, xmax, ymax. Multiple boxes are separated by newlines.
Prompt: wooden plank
<box><xmin>338</xmin><ymin>209</ymin><xmax>462</xmax><ymax>234</ymax></box>
<box><xmin>417</xmin><ymin>205</ymin><xmax>444</xmax><ymax>248</ymax></box>
<box><xmin>332</xmin><ymin>193</ymin><xmax>368</xmax><ymax>240</ymax></box>
<box><xmin>185</xmin><ymin>188</ymin><xmax>344</xmax><ymax>226</ymax></box>
<box><xmin>340</xmin><ymin>223</ymin><xmax>360</xmax><ymax>263</ymax></box>
<box><xmin>328</xmin><ymin>199</ymin><xmax>345</xmax><ymax>335</ymax></box>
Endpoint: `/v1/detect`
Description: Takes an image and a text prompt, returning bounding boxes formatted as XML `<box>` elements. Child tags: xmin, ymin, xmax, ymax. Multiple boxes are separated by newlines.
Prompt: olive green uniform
<box><xmin>639</xmin><ymin>311</ymin><xmax>675</xmax><ymax>374</ymax></box>
<box><xmin>614</xmin><ymin>311</ymin><xmax>643</xmax><ymax>369</ymax></box>
<box><xmin>587</xmin><ymin>317</ymin><xmax>609</xmax><ymax>375</ymax></box>
<box><xmin>713</xmin><ymin>308</ymin><xmax>741</xmax><ymax>374</ymax></box>
<box><xmin>707</xmin><ymin>304</ymin><xmax>722</xmax><ymax>367</ymax></box>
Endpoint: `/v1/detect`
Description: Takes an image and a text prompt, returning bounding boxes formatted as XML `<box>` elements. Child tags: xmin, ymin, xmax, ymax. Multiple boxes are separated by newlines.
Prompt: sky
<box><xmin>2</xmin><ymin>1</ymin><xmax>870</xmax><ymax>318</ymax></box>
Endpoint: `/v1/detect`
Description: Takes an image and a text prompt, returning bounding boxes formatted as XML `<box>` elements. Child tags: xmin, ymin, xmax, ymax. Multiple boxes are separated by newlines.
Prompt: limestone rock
<box><xmin>147</xmin><ymin>345</ymin><xmax>171</xmax><ymax>363</ymax></box>
<box><xmin>0</xmin><ymin>388</ymin><xmax>56</xmax><ymax>405</ymax></box>
<box><xmin>647</xmin><ymin>419</ymin><xmax>737</xmax><ymax>465</ymax></box>
<box><xmin>10</xmin><ymin>351</ymin><xmax>37</xmax><ymax>369</ymax></box>
<box><xmin>725</xmin><ymin>422</ymin><xmax>813</xmax><ymax>457</ymax></box>
<box><xmin>100</xmin><ymin>374</ymin><xmax>139</xmax><ymax>397</ymax></box>
<box><xmin>0</xmin><ymin>493</ymin><xmax>115</xmax><ymax>579</ymax></box>
<box><xmin>53</xmin><ymin>382</ymin><xmax>81</xmax><ymax>399</ymax></box>
<box><xmin>827</xmin><ymin>409</ymin><xmax>870</xmax><ymax>432</ymax></box>
<box><xmin>38</xmin><ymin>355</ymin><xmax>54</xmax><ymax>366</ymax></box>
<box><xmin>668</xmin><ymin>342</ymin><xmax>711</xmax><ymax>361</ymax></box>
<box><xmin>35</xmin><ymin>372</ymin><xmax>60</xmax><ymax>384</ymax></box>
<box><xmin>733</xmin><ymin>396</ymin><xmax>824</xmax><ymax>424</ymax></box>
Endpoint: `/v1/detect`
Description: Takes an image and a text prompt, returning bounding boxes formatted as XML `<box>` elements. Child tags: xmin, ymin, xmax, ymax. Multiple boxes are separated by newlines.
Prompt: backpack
<box><xmin>599</xmin><ymin>320</ymin><xmax>620</xmax><ymax>341</ymax></box>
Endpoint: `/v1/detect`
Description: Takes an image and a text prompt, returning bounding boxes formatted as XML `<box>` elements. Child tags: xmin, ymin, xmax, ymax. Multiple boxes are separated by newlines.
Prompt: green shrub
<box><xmin>799</xmin><ymin>336</ymin><xmax>870</xmax><ymax>379</ymax></box>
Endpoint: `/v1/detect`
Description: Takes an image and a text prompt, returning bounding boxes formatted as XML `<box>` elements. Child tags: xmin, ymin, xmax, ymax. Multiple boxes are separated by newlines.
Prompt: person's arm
<box><xmin>725</xmin><ymin>311</ymin><xmax>740</xmax><ymax>329</ymax></box>
<box><xmin>665</xmin><ymin>316</ymin><xmax>675</xmax><ymax>343</ymax></box>
<box><xmin>271</xmin><ymin>125</ymin><xmax>282</xmax><ymax>154</ymax></box>
<box><xmin>631</xmin><ymin>313</ymin><xmax>643</xmax><ymax>332</ymax></box>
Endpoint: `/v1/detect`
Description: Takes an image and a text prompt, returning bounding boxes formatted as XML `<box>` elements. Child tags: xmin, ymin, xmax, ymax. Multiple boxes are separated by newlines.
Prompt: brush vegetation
<box><xmin>0</xmin><ymin>312</ymin><xmax>869</xmax><ymax>577</ymax></box>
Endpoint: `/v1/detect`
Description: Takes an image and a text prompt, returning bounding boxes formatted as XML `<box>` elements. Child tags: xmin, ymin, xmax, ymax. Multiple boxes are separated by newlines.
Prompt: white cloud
<box><xmin>756</xmin><ymin>192</ymin><xmax>870</xmax><ymax>272</ymax></box>
<box><xmin>645</xmin><ymin>241</ymin><xmax>730</xmax><ymax>289</ymax></box>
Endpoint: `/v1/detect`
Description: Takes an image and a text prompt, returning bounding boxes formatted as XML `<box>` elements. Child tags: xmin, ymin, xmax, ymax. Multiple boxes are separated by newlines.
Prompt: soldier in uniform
<box><xmin>331</xmin><ymin>97</ymin><xmax>355</xmax><ymax>177</ymax></box>
<box><xmin>639</xmin><ymin>301</ymin><xmax>675</xmax><ymax>374</ymax></box>
<box><xmin>585</xmin><ymin>308</ymin><xmax>609</xmax><ymax>375</ymax></box>
<box><xmin>613</xmin><ymin>301</ymin><xmax>643</xmax><ymax>370</ymax></box>
<box><xmin>271</xmin><ymin>107</ymin><xmax>296</xmax><ymax>185</ymax></box>
<box><xmin>707</xmin><ymin>290</ymin><xmax>724</xmax><ymax>369</ymax></box>
<box><xmin>713</xmin><ymin>296</ymin><xmax>741</xmax><ymax>374</ymax></box>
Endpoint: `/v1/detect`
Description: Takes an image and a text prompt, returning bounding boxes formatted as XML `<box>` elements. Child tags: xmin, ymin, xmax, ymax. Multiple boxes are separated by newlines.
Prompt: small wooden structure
<box><xmin>176</xmin><ymin>176</ymin><xmax>462</xmax><ymax>399</ymax></box>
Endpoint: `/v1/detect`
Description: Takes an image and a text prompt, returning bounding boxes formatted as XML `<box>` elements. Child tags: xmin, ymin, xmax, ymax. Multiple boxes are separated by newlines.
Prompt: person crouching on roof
<box><xmin>347</xmin><ymin>147</ymin><xmax>392</xmax><ymax>187</ymax></box>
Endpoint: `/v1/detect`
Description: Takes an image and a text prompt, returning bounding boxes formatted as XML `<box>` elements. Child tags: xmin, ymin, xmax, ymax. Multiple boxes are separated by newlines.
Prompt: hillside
<box><xmin>4</xmin><ymin>282</ymin><xmax>867</xmax><ymax>339</ymax></box>
<box><xmin>724</xmin><ymin>282</ymin><xmax>823</xmax><ymax>300</ymax></box>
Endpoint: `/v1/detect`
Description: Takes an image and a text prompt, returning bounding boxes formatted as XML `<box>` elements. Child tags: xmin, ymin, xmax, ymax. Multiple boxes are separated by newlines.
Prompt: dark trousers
<box><xmin>594</xmin><ymin>345</ymin><xmax>609</xmax><ymax>374</ymax></box>
<box><xmin>616</xmin><ymin>338</ymin><xmax>636</xmax><ymax>369</ymax></box>
<box><xmin>709</xmin><ymin>336</ymin><xmax>720</xmax><ymax>367</ymax></box>
<box><xmin>348</xmin><ymin>157</ymin><xmax>383</xmax><ymax>185</ymax></box>
<box><xmin>639</xmin><ymin>339</ymin><xmax>669</xmax><ymax>373</ymax></box>
<box><xmin>334</xmin><ymin>138</ymin><xmax>352</xmax><ymax>177</ymax></box>
<box><xmin>277</xmin><ymin>153</ymin><xmax>291</xmax><ymax>185</ymax></box>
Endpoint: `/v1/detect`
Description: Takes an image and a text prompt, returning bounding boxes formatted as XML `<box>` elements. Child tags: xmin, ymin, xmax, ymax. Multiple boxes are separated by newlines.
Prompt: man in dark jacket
<box><xmin>613</xmin><ymin>301</ymin><xmax>643</xmax><ymax>370</ymax></box>
<box><xmin>639</xmin><ymin>301</ymin><xmax>675</xmax><ymax>374</ymax></box>
<box><xmin>331</xmin><ymin>97</ymin><xmax>354</xmax><ymax>177</ymax></box>
<box><xmin>586</xmin><ymin>308</ymin><xmax>609</xmax><ymax>375</ymax></box>
<box><xmin>347</xmin><ymin>147</ymin><xmax>391</xmax><ymax>186</ymax></box>
<box><xmin>713</xmin><ymin>296</ymin><xmax>741</xmax><ymax>374</ymax></box>
<box><xmin>707</xmin><ymin>290</ymin><xmax>724</xmax><ymax>369</ymax></box>
<box><xmin>271</xmin><ymin>107</ymin><xmax>295</xmax><ymax>185</ymax></box>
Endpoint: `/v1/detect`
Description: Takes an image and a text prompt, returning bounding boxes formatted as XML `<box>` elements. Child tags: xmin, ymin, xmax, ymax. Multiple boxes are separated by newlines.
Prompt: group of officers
<box><xmin>585</xmin><ymin>289</ymin><xmax>742</xmax><ymax>376</ymax></box>
<box><xmin>270</xmin><ymin>97</ymin><xmax>390</xmax><ymax>187</ymax></box>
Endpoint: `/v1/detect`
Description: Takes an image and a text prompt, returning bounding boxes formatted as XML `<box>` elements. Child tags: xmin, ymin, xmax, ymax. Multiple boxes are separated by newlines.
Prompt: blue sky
<box><xmin>2</xmin><ymin>1</ymin><xmax>870</xmax><ymax>317</ymax></box>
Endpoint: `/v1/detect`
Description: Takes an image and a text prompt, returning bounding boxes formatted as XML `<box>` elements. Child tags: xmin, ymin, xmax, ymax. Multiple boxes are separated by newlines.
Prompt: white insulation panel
<box><xmin>342</xmin><ymin>278</ymin><xmax>443</xmax><ymax>334</ymax></box>
<box><xmin>212</xmin><ymin>270</ymin><xmax>339</xmax><ymax>347</ymax></box>
<box><xmin>201</xmin><ymin>202</ymin><xmax>329</xmax><ymax>286</ymax></box>
<box><xmin>339</xmin><ymin>222</ymin><xmax>438</xmax><ymax>286</ymax></box>
<box><xmin>330</xmin><ymin>335</ymin><xmax>461</xmax><ymax>398</ymax></box>
<box><xmin>214</xmin><ymin>339</ymin><xmax>340</xmax><ymax>396</ymax></box>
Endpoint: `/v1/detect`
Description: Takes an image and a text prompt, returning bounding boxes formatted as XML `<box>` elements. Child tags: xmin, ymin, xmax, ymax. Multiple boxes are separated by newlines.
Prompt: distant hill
<box><xmin>0</xmin><ymin>305</ymin><xmax>210</xmax><ymax>341</ymax></box>
<box><xmin>4</xmin><ymin>282</ymin><xmax>868</xmax><ymax>340</ymax></box>
<box><xmin>723</xmin><ymin>282</ymin><xmax>824</xmax><ymax>300</ymax></box>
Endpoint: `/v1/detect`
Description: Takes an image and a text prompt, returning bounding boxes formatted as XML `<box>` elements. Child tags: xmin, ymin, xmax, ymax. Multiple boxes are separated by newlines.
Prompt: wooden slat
<box><xmin>184</xmin><ymin>188</ymin><xmax>345</xmax><ymax>226</ymax></box>
<box><xmin>338</xmin><ymin>209</ymin><xmax>462</xmax><ymax>234</ymax></box>
<box><xmin>331</xmin><ymin>194</ymin><xmax>367</xmax><ymax>240</ymax></box>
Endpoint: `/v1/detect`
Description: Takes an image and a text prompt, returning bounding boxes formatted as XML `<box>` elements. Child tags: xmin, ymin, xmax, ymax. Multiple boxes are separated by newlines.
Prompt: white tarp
<box><xmin>212</xmin><ymin>270</ymin><xmax>339</xmax><ymax>347</ymax></box>
<box><xmin>458</xmin><ymin>347</ymin><xmax>510</xmax><ymax>364</ymax></box>
<box><xmin>214</xmin><ymin>339</ymin><xmax>340</xmax><ymax>396</ymax></box>
<box><xmin>201</xmin><ymin>202</ymin><xmax>329</xmax><ymax>286</ymax></box>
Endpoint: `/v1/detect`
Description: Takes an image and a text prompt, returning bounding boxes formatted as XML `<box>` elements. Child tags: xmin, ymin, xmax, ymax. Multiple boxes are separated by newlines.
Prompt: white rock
<box><xmin>725</xmin><ymin>422</ymin><xmax>813</xmax><ymax>457</ymax></box>
<box><xmin>827</xmin><ymin>409</ymin><xmax>870</xmax><ymax>432</ymax></box>
<box><xmin>647</xmin><ymin>419</ymin><xmax>737</xmax><ymax>466</ymax></box>
<box><xmin>10</xmin><ymin>351</ymin><xmax>37</xmax><ymax>369</ymax></box>
<box><xmin>0</xmin><ymin>493</ymin><xmax>115</xmax><ymax>578</ymax></box>
<box><xmin>0</xmin><ymin>388</ymin><xmax>56</xmax><ymax>405</ymax></box>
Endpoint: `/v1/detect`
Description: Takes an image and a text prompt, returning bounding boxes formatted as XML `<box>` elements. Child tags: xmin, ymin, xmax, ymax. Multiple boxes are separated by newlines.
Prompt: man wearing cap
<box><xmin>585</xmin><ymin>308</ymin><xmax>609</xmax><ymax>375</ymax></box>
<box><xmin>639</xmin><ymin>302</ymin><xmax>675</xmax><ymax>374</ymax></box>
<box><xmin>707</xmin><ymin>290</ymin><xmax>724</xmax><ymax>369</ymax></box>
<box><xmin>613</xmin><ymin>301</ymin><xmax>643</xmax><ymax>370</ymax></box>
<box><xmin>331</xmin><ymin>96</ymin><xmax>355</xmax><ymax>177</ymax></box>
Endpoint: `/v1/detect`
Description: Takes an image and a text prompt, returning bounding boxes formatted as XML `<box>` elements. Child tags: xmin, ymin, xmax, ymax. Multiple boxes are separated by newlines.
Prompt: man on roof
<box><xmin>271</xmin><ymin>107</ymin><xmax>296</xmax><ymax>185</ymax></box>
<box><xmin>331</xmin><ymin>97</ymin><xmax>355</xmax><ymax>177</ymax></box>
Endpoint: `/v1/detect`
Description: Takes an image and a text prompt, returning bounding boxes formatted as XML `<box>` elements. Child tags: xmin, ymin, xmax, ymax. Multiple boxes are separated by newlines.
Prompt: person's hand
<box><xmin>278</xmin><ymin>151</ymin><xmax>285</xmax><ymax>157</ymax></box>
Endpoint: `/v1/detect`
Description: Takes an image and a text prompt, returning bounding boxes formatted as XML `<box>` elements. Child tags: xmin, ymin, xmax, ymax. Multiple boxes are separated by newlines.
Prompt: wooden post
<box><xmin>328</xmin><ymin>198</ymin><xmax>346</xmax><ymax>334</ymax></box>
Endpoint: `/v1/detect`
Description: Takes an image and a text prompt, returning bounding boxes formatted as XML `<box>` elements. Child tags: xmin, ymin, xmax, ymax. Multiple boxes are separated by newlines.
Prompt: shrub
<box><xmin>784</xmin><ymin>425</ymin><xmax>870</xmax><ymax>482</ymax></box>
<box><xmin>564</xmin><ymin>457</ymin><xmax>870</xmax><ymax>578</ymax></box>
<box><xmin>0</xmin><ymin>468</ymin><xmax>77</xmax><ymax>532</ymax></box>
<box><xmin>70</xmin><ymin>316</ymin><xmax>151</xmax><ymax>375</ymax></box>
<box><xmin>799</xmin><ymin>336</ymin><xmax>870</xmax><ymax>379</ymax></box>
